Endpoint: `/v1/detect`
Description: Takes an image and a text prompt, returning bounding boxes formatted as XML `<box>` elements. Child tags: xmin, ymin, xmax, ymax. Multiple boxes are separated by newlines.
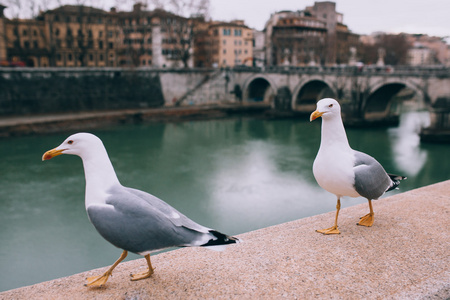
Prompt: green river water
<box><xmin>0</xmin><ymin>111</ymin><xmax>448</xmax><ymax>291</ymax></box>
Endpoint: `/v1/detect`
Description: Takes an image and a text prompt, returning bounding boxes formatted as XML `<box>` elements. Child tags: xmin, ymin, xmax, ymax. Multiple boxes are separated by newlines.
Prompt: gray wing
<box><xmin>352</xmin><ymin>150</ymin><xmax>392</xmax><ymax>200</ymax></box>
<box><xmin>86</xmin><ymin>185</ymin><xmax>212</xmax><ymax>254</ymax></box>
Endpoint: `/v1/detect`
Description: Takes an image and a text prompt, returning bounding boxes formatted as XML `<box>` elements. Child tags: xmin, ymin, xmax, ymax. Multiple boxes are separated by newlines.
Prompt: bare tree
<box><xmin>358</xmin><ymin>33</ymin><xmax>411</xmax><ymax>66</ymax></box>
<box><xmin>149</xmin><ymin>0</ymin><xmax>209</xmax><ymax>68</ymax></box>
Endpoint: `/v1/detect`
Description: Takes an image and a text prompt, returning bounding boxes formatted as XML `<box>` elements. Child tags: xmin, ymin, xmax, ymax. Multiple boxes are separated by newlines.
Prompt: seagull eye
<box><xmin>328</xmin><ymin>104</ymin><xmax>333</xmax><ymax>108</ymax></box>
<box><xmin>68</xmin><ymin>140</ymin><xmax>73</xmax><ymax>145</ymax></box>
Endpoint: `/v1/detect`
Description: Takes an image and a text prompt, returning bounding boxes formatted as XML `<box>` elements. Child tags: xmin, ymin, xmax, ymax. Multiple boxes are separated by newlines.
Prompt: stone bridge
<box><xmin>168</xmin><ymin>65</ymin><xmax>449</xmax><ymax>140</ymax></box>
<box><xmin>177</xmin><ymin>66</ymin><xmax>450</xmax><ymax>121</ymax></box>
<box><xmin>1</xmin><ymin>66</ymin><xmax>449</xmax><ymax>140</ymax></box>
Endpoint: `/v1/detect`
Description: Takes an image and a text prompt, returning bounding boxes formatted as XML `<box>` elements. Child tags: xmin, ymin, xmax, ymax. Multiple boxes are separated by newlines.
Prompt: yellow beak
<box><xmin>310</xmin><ymin>110</ymin><xmax>325</xmax><ymax>122</ymax></box>
<box><xmin>42</xmin><ymin>148</ymin><xmax>65</xmax><ymax>161</ymax></box>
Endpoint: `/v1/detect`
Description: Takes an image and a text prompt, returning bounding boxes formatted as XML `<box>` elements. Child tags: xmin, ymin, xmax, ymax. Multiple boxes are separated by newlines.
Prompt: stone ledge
<box><xmin>1</xmin><ymin>180</ymin><xmax>449</xmax><ymax>299</ymax></box>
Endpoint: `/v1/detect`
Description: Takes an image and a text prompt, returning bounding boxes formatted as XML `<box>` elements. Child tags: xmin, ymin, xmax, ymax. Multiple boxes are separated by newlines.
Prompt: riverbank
<box><xmin>0</xmin><ymin>103</ymin><xmax>277</xmax><ymax>138</ymax></box>
<box><xmin>1</xmin><ymin>180</ymin><xmax>449</xmax><ymax>299</ymax></box>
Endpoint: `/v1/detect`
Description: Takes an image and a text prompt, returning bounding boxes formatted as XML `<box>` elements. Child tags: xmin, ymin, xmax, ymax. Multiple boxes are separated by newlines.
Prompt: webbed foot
<box><xmin>357</xmin><ymin>213</ymin><xmax>374</xmax><ymax>227</ymax></box>
<box><xmin>316</xmin><ymin>225</ymin><xmax>340</xmax><ymax>234</ymax></box>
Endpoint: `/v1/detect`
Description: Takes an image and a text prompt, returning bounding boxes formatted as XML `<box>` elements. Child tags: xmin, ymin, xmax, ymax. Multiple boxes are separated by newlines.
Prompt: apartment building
<box><xmin>42</xmin><ymin>5</ymin><xmax>120</xmax><ymax>67</ymax></box>
<box><xmin>0</xmin><ymin>3</ymin><xmax>197</xmax><ymax>68</ymax></box>
<box><xmin>265</xmin><ymin>1</ymin><xmax>358</xmax><ymax>66</ymax></box>
<box><xmin>208</xmin><ymin>20</ymin><xmax>253</xmax><ymax>68</ymax></box>
<box><xmin>117</xmin><ymin>4</ymin><xmax>196</xmax><ymax>68</ymax></box>
<box><xmin>406</xmin><ymin>34</ymin><xmax>448</xmax><ymax>66</ymax></box>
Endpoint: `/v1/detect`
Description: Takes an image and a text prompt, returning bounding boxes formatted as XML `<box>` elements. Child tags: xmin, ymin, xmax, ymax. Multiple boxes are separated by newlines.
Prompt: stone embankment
<box><xmin>1</xmin><ymin>180</ymin><xmax>449</xmax><ymax>299</ymax></box>
<box><xmin>0</xmin><ymin>104</ymin><xmax>273</xmax><ymax>138</ymax></box>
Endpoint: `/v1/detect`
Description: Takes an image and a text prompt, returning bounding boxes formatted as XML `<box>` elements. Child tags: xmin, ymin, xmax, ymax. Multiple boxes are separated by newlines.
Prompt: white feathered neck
<box><xmin>79</xmin><ymin>141</ymin><xmax>121</xmax><ymax>208</ymax></box>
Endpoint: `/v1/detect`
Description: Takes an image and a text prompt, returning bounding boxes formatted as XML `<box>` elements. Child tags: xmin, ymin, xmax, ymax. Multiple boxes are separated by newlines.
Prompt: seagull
<box><xmin>42</xmin><ymin>133</ymin><xmax>239</xmax><ymax>287</ymax></box>
<box><xmin>310</xmin><ymin>98</ymin><xmax>405</xmax><ymax>234</ymax></box>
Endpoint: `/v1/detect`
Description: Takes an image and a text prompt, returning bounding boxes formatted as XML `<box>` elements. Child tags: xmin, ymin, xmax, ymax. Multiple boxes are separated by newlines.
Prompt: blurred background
<box><xmin>0</xmin><ymin>0</ymin><xmax>449</xmax><ymax>292</ymax></box>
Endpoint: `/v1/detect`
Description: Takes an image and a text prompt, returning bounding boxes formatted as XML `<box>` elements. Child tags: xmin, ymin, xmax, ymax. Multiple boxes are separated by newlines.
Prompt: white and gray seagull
<box><xmin>42</xmin><ymin>133</ymin><xmax>239</xmax><ymax>287</ymax></box>
<box><xmin>310</xmin><ymin>98</ymin><xmax>406</xmax><ymax>234</ymax></box>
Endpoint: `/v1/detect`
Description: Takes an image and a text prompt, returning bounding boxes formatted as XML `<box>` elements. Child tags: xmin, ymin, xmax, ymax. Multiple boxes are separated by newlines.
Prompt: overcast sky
<box><xmin>3</xmin><ymin>0</ymin><xmax>449</xmax><ymax>41</ymax></box>
<box><xmin>210</xmin><ymin>0</ymin><xmax>450</xmax><ymax>39</ymax></box>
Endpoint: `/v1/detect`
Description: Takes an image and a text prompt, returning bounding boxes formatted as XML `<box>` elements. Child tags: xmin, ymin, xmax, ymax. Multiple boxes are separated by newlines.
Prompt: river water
<box><xmin>0</xmin><ymin>111</ymin><xmax>449</xmax><ymax>291</ymax></box>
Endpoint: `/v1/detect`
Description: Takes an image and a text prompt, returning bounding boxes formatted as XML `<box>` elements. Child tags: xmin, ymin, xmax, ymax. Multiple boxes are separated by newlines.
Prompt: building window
<box><xmin>223</xmin><ymin>28</ymin><xmax>231</xmax><ymax>36</ymax></box>
<box><xmin>89</xmin><ymin>54</ymin><xmax>94</xmax><ymax>61</ymax></box>
<box><xmin>223</xmin><ymin>39</ymin><xmax>226</xmax><ymax>45</ymax></box>
<box><xmin>33</xmin><ymin>41</ymin><xmax>38</xmax><ymax>48</ymax></box>
<box><xmin>23</xmin><ymin>29</ymin><xmax>28</xmax><ymax>36</ymax></box>
<box><xmin>99</xmin><ymin>41</ymin><xmax>103</xmax><ymax>49</ymax></box>
<box><xmin>99</xmin><ymin>54</ymin><xmax>104</xmax><ymax>61</ymax></box>
<box><xmin>24</xmin><ymin>41</ymin><xmax>30</xmax><ymax>49</ymax></box>
<box><xmin>234</xmin><ymin>29</ymin><xmax>242</xmax><ymax>36</ymax></box>
<box><xmin>57</xmin><ymin>53</ymin><xmax>62</xmax><ymax>61</ymax></box>
<box><xmin>68</xmin><ymin>53</ymin><xmax>73</xmax><ymax>61</ymax></box>
<box><xmin>99</xmin><ymin>31</ymin><xmax>103</xmax><ymax>37</ymax></box>
<box><xmin>33</xmin><ymin>30</ymin><xmax>37</xmax><ymax>36</ymax></box>
<box><xmin>108</xmin><ymin>42</ymin><xmax>113</xmax><ymax>49</ymax></box>
<box><xmin>223</xmin><ymin>49</ymin><xmax>226</xmax><ymax>54</ymax></box>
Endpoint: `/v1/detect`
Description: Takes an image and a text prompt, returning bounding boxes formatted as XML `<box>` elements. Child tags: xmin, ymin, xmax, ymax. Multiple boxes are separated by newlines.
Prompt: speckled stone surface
<box><xmin>1</xmin><ymin>181</ymin><xmax>449</xmax><ymax>299</ymax></box>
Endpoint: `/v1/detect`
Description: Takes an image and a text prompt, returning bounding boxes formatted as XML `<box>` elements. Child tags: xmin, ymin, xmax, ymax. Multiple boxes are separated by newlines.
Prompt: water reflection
<box><xmin>0</xmin><ymin>113</ymin><xmax>448</xmax><ymax>292</ymax></box>
<box><xmin>388</xmin><ymin>111</ymin><xmax>429</xmax><ymax>176</ymax></box>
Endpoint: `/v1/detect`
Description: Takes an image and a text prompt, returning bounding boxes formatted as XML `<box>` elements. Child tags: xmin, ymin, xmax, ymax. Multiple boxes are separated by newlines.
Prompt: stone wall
<box><xmin>0</xmin><ymin>69</ymin><xmax>165</xmax><ymax>115</ymax></box>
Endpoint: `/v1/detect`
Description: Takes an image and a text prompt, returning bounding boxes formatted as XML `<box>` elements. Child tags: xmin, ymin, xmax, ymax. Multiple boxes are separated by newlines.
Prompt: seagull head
<box><xmin>310</xmin><ymin>98</ymin><xmax>341</xmax><ymax>122</ymax></box>
<box><xmin>42</xmin><ymin>132</ymin><xmax>103</xmax><ymax>161</ymax></box>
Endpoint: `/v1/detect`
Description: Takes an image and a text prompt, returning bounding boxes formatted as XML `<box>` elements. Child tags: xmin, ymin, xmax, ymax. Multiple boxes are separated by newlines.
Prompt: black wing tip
<box><xmin>201</xmin><ymin>230</ymin><xmax>240</xmax><ymax>247</ymax></box>
<box><xmin>386</xmin><ymin>173</ymin><xmax>407</xmax><ymax>192</ymax></box>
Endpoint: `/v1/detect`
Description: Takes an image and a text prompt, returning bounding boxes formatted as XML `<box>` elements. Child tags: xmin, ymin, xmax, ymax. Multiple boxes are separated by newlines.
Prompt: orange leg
<box><xmin>86</xmin><ymin>250</ymin><xmax>128</xmax><ymax>287</ymax></box>
<box><xmin>130</xmin><ymin>254</ymin><xmax>155</xmax><ymax>281</ymax></box>
<box><xmin>317</xmin><ymin>198</ymin><xmax>341</xmax><ymax>234</ymax></box>
<box><xmin>357</xmin><ymin>199</ymin><xmax>374</xmax><ymax>227</ymax></box>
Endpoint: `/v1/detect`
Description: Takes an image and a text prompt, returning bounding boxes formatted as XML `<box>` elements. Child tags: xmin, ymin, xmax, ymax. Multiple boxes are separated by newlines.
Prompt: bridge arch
<box><xmin>364</xmin><ymin>78</ymin><xmax>426</xmax><ymax>120</ymax></box>
<box><xmin>291</xmin><ymin>77</ymin><xmax>337</xmax><ymax>112</ymax></box>
<box><xmin>241</xmin><ymin>75</ymin><xmax>277</xmax><ymax>104</ymax></box>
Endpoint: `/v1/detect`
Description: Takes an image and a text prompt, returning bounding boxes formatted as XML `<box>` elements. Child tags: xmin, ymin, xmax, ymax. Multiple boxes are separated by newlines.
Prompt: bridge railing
<box><xmin>1</xmin><ymin>65</ymin><xmax>449</xmax><ymax>78</ymax></box>
<box><xmin>230</xmin><ymin>65</ymin><xmax>450</xmax><ymax>77</ymax></box>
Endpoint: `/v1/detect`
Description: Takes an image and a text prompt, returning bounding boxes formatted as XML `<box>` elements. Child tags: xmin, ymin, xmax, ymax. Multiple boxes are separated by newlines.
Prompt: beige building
<box><xmin>406</xmin><ymin>34</ymin><xmax>448</xmax><ymax>66</ymax></box>
<box><xmin>42</xmin><ymin>5</ymin><xmax>120</xmax><ymax>67</ymax></box>
<box><xmin>116</xmin><ymin>4</ymin><xmax>195</xmax><ymax>68</ymax></box>
<box><xmin>0</xmin><ymin>3</ymin><xmax>198</xmax><ymax>68</ymax></box>
<box><xmin>209</xmin><ymin>21</ymin><xmax>253</xmax><ymax>68</ymax></box>
<box><xmin>1</xmin><ymin>8</ymin><xmax>49</xmax><ymax>67</ymax></box>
